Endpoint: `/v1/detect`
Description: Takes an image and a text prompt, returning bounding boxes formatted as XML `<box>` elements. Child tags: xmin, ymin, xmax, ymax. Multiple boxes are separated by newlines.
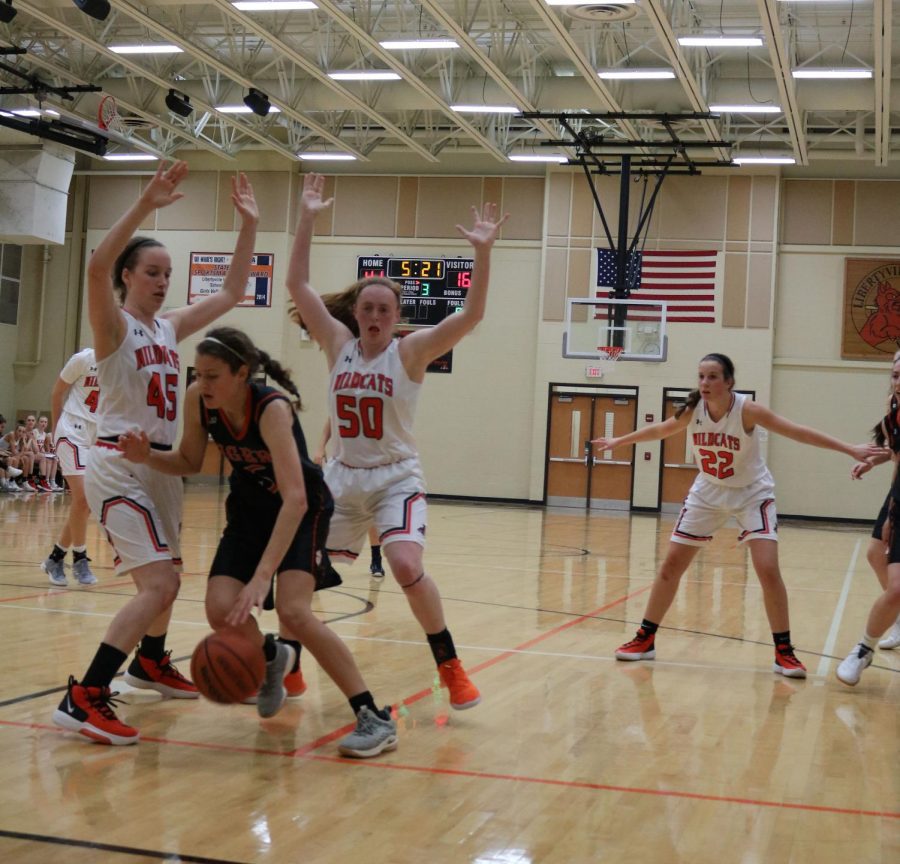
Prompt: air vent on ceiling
<box><xmin>563</xmin><ymin>3</ymin><xmax>639</xmax><ymax>23</ymax></box>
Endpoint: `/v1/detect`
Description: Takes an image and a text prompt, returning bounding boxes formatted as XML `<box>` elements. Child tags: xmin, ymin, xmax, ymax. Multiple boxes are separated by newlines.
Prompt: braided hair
<box><xmin>112</xmin><ymin>236</ymin><xmax>164</xmax><ymax>304</ymax></box>
<box><xmin>675</xmin><ymin>353</ymin><xmax>736</xmax><ymax>419</ymax></box>
<box><xmin>196</xmin><ymin>326</ymin><xmax>303</xmax><ymax>410</ymax></box>
<box><xmin>288</xmin><ymin>276</ymin><xmax>403</xmax><ymax>337</ymax></box>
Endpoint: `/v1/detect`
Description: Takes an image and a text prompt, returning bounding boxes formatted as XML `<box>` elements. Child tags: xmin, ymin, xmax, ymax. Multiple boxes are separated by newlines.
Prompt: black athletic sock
<box><xmin>426</xmin><ymin>628</ymin><xmax>457</xmax><ymax>665</ymax></box>
<box><xmin>48</xmin><ymin>544</ymin><xmax>67</xmax><ymax>563</ymax></box>
<box><xmin>138</xmin><ymin>633</ymin><xmax>167</xmax><ymax>661</ymax></box>
<box><xmin>73</xmin><ymin>547</ymin><xmax>89</xmax><ymax>562</ymax></box>
<box><xmin>370</xmin><ymin>544</ymin><xmax>382</xmax><ymax>567</ymax></box>
<box><xmin>640</xmin><ymin>619</ymin><xmax>659</xmax><ymax>636</ymax></box>
<box><xmin>263</xmin><ymin>633</ymin><xmax>278</xmax><ymax>662</ymax></box>
<box><xmin>277</xmin><ymin>637</ymin><xmax>302</xmax><ymax>671</ymax></box>
<box><xmin>772</xmin><ymin>630</ymin><xmax>792</xmax><ymax>648</ymax></box>
<box><xmin>349</xmin><ymin>690</ymin><xmax>378</xmax><ymax>716</ymax></box>
<box><xmin>81</xmin><ymin>643</ymin><xmax>128</xmax><ymax>689</ymax></box>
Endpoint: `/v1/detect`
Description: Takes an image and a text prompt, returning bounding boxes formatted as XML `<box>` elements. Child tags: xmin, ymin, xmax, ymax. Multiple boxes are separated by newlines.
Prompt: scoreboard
<box><xmin>356</xmin><ymin>256</ymin><xmax>474</xmax><ymax>328</ymax></box>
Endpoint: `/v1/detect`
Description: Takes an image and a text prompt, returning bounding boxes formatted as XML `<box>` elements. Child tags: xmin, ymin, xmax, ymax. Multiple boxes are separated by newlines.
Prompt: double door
<box><xmin>546</xmin><ymin>390</ymin><xmax>637</xmax><ymax>509</ymax></box>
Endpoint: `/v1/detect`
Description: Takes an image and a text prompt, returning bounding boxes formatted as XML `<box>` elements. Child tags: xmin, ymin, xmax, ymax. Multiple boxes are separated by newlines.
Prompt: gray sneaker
<box><xmin>338</xmin><ymin>706</ymin><xmax>398</xmax><ymax>758</ymax></box>
<box><xmin>73</xmin><ymin>557</ymin><xmax>97</xmax><ymax>585</ymax></box>
<box><xmin>257</xmin><ymin>639</ymin><xmax>295</xmax><ymax>719</ymax></box>
<box><xmin>42</xmin><ymin>557</ymin><xmax>67</xmax><ymax>586</ymax></box>
<box><xmin>836</xmin><ymin>643</ymin><xmax>874</xmax><ymax>686</ymax></box>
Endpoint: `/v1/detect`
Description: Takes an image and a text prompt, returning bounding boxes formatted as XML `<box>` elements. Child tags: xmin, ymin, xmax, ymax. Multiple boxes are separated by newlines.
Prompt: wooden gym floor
<box><xmin>0</xmin><ymin>487</ymin><xmax>897</xmax><ymax>863</ymax></box>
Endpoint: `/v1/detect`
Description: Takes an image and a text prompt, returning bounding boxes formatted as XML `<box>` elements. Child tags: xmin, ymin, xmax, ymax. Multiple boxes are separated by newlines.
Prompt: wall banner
<box><xmin>842</xmin><ymin>257</ymin><xmax>900</xmax><ymax>359</ymax></box>
<box><xmin>188</xmin><ymin>252</ymin><xmax>274</xmax><ymax>307</ymax></box>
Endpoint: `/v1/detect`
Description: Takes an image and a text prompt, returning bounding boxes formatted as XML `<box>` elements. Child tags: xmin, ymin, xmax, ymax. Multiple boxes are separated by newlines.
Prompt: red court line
<box><xmin>288</xmin><ymin>586</ymin><xmax>654</xmax><ymax>756</ymax></box>
<box><xmin>2</xmin><ymin>719</ymin><xmax>896</xmax><ymax>820</ymax></box>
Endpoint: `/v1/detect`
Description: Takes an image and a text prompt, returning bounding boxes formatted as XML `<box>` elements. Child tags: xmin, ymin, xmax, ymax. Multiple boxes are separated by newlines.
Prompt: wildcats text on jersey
<box><xmin>332</xmin><ymin>371</ymin><xmax>393</xmax><ymax>396</ymax></box>
<box><xmin>692</xmin><ymin>431</ymin><xmax>741</xmax><ymax>451</ymax></box>
<box><xmin>134</xmin><ymin>344</ymin><xmax>181</xmax><ymax>371</ymax></box>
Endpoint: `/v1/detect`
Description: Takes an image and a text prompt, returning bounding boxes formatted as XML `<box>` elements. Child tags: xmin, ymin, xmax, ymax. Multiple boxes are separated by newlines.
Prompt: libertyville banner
<box><xmin>842</xmin><ymin>258</ymin><xmax>900</xmax><ymax>360</ymax></box>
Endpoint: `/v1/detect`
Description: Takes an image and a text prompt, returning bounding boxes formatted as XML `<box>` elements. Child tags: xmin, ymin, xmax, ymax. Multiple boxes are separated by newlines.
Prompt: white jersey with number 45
<box><xmin>688</xmin><ymin>391</ymin><xmax>772</xmax><ymax>489</ymax></box>
<box><xmin>96</xmin><ymin>310</ymin><xmax>181</xmax><ymax>446</ymax></box>
<box><xmin>329</xmin><ymin>338</ymin><xmax>420</xmax><ymax>468</ymax></box>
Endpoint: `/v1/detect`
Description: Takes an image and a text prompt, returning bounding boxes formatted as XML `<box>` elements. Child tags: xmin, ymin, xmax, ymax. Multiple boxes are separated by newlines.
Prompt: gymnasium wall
<box><xmin>7</xmin><ymin>165</ymin><xmax>898</xmax><ymax>519</ymax></box>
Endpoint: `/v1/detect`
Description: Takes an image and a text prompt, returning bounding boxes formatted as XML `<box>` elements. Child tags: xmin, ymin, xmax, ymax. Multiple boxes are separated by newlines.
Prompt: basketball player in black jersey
<box><xmin>119</xmin><ymin>327</ymin><xmax>397</xmax><ymax>758</ymax></box>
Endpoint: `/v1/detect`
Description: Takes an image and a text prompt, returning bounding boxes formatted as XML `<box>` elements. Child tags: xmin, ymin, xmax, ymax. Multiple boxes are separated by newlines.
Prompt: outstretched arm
<box><xmin>87</xmin><ymin>161</ymin><xmax>189</xmax><ymax>360</ymax></box>
<box><xmin>166</xmin><ymin>173</ymin><xmax>259</xmax><ymax>340</ymax></box>
<box><xmin>745</xmin><ymin>401</ymin><xmax>887</xmax><ymax>462</ymax></box>
<box><xmin>285</xmin><ymin>173</ymin><xmax>352</xmax><ymax>367</ymax></box>
<box><xmin>400</xmin><ymin>202</ymin><xmax>509</xmax><ymax>380</ymax></box>
<box><xmin>593</xmin><ymin>411</ymin><xmax>692</xmax><ymax>452</ymax></box>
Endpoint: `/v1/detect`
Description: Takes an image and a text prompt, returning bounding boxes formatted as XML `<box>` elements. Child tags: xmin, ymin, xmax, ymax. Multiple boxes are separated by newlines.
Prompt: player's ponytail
<box><xmin>258</xmin><ymin>351</ymin><xmax>302</xmax><ymax>411</ymax></box>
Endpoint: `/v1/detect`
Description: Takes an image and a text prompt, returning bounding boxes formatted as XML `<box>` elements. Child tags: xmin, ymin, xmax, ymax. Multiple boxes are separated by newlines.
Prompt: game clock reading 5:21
<box><xmin>356</xmin><ymin>256</ymin><xmax>474</xmax><ymax>328</ymax></box>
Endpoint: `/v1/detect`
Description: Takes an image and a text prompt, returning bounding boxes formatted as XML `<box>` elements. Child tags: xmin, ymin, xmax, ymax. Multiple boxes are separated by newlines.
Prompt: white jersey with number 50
<box><xmin>329</xmin><ymin>338</ymin><xmax>420</xmax><ymax>468</ymax></box>
<box><xmin>688</xmin><ymin>391</ymin><xmax>772</xmax><ymax>489</ymax></box>
<box><xmin>96</xmin><ymin>309</ymin><xmax>181</xmax><ymax>446</ymax></box>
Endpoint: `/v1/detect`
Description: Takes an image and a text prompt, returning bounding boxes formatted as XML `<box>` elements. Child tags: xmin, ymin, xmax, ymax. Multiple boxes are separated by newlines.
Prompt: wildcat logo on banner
<box><xmin>842</xmin><ymin>258</ymin><xmax>900</xmax><ymax>359</ymax></box>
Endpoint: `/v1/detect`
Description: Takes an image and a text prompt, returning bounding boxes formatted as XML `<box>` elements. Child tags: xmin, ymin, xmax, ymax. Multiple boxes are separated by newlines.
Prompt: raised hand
<box><xmin>140</xmin><ymin>161</ymin><xmax>189</xmax><ymax>210</ymax></box>
<box><xmin>231</xmin><ymin>172</ymin><xmax>259</xmax><ymax>224</ymax></box>
<box><xmin>299</xmin><ymin>172</ymin><xmax>334</xmax><ymax>218</ymax></box>
<box><xmin>456</xmin><ymin>202</ymin><xmax>510</xmax><ymax>250</ymax></box>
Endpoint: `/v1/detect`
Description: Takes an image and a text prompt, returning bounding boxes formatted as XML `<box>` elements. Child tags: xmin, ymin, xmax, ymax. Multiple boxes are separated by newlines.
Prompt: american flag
<box><xmin>596</xmin><ymin>249</ymin><xmax>718</xmax><ymax>323</ymax></box>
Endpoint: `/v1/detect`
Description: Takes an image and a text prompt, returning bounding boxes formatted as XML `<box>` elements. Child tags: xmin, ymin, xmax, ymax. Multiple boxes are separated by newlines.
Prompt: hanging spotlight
<box><xmin>165</xmin><ymin>88</ymin><xmax>193</xmax><ymax>118</ymax></box>
<box><xmin>243</xmin><ymin>87</ymin><xmax>272</xmax><ymax>117</ymax></box>
<box><xmin>0</xmin><ymin>1</ymin><xmax>17</xmax><ymax>24</ymax></box>
<box><xmin>73</xmin><ymin>0</ymin><xmax>111</xmax><ymax>21</ymax></box>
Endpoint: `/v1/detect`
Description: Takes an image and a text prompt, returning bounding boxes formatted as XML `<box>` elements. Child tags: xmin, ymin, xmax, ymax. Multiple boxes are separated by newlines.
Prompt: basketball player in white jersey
<box><xmin>53</xmin><ymin>162</ymin><xmax>259</xmax><ymax>746</ymax></box>
<box><xmin>287</xmin><ymin>172</ymin><xmax>508</xmax><ymax>711</ymax></box>
<box><xmin>41</xmin><ymin>348</ymin><xmax>100</xmax><ymax>586</ymax></box>
<box><xmin>593</xmin><ymin>353</ymin><xmax>880</xmax><ymax>678</ymax></box>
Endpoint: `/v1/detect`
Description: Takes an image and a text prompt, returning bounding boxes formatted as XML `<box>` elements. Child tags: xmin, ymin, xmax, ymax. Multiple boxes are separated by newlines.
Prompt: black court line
<box><xmin>0</xmin><ymin>829</ymin><xmax>250</xmax><ymax>863</ymax></box>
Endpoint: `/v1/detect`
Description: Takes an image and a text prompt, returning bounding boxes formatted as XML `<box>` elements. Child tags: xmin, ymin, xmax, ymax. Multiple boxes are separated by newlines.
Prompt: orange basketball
<box><xmin>190</xmin><ymin>630</ymin><xmax>265</xmax><ymax>704</ymax></box>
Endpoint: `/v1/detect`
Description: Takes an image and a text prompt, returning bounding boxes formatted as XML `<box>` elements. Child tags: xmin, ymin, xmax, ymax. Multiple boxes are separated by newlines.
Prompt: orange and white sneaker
<box><xmin>615</xmin><ymin>628</ymin><xmax>656</xmax><ymax>661</ymax></box>
<box><xmin>52</xmin><ymin>676</ymin><xmax>139</xmax><ymax>746</ymax></box>
<box><xmin>773</xmin><ymin>644</ymin><xmax>807</xmax><ymax>679</ymax></box>
<box><xmin>438</xmin><ymin>658</ymin><xmax>481</xmax><ymax>710</ymax></box>
<box><xmin>284</xmin><ymin>665</ymin><xmax>307</xmax><ymax>699</ymax></box>
<box><xmin>124</xmin><ymin>651</ymin><xmax>199</xmax><ymax>698</ymax></box>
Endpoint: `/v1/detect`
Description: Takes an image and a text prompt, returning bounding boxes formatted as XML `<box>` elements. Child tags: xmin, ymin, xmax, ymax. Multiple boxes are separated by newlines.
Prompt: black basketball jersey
<box><xmin>200</xmin><ymin>383</ymin><xmax>325</xmax><ymax>505</ymax></box>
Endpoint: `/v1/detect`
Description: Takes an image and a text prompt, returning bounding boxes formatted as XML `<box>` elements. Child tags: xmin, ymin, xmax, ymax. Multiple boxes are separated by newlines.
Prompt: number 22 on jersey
<box><xmin>698</xmin><ymin>448</ymin><xmax>734</xmax><ymax>480</ymax></box>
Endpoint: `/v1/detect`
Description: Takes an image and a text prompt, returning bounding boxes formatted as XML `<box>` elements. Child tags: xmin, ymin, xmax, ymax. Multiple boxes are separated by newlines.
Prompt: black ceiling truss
<box><xmin>521</xmin><ymin>111</ymin><xmax>736</xmax><ymax>348</ymax></box>
<box><xmin>0</xmin><ymin>47</ymin><xmax>106</xmax><ymax>155</ymax></box>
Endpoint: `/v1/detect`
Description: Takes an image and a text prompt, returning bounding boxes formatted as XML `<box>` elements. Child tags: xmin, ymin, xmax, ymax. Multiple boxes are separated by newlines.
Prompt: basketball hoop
<box><xmin>98</xmin><ymin>95</ymin><xmax>128</xmax><ymax>134</ymax></box>
<box><xmin>598</xmin><ymin>346</ymin><xmax>624</xmax><ymax>362</ymax></box>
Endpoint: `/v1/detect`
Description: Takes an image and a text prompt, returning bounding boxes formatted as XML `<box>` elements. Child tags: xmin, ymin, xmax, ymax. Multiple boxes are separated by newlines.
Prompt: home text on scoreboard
<box><xmin>357</xmin><ymin>255</ymin><xmax>474</xmax><ymax>328</ymax></box>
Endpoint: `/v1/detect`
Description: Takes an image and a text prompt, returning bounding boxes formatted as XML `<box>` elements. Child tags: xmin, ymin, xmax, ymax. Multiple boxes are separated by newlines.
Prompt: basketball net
<box><xmin>98</xmin><ymin>95</ymin><xmax>128</xmax><ymax>134</ymax></box>
<box><xmin>597</xmin><ymin>346</ymin><xmax>624</xmax><ymax>362</ymax></box>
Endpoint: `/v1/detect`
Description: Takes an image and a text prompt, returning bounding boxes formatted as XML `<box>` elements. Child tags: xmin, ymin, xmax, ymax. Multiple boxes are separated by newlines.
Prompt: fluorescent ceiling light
<box><xmin>792</xmin><ymin>67</ymin><xmax>872</xmax><ymax>79</ymax></box>
<box><xmin>733</xmin><ymin>156</ymin><xmax>795</xmax><ymax>165</ymax></box>
<box><xmin>109</xmin><ymin>45</ymin><xmax>183</xmax><ymax>54</ymax></box>
<box><xmin>509</xmin><ymin>154</ymin><xmax>568</xmax><ymax>163</ymax></box>
<box><xmin>678</xmin><ymin>36</ymin><xmax>764</xmax><ymax>47</ymax></box>
<box><xmin>709</xmin><ymin>104</ymin><xmax>783</xmax><ymax>114</ymax></box>
<box><xmin>232</xmin><ymin>1</ymin><xmax>317</xmax><ymax>8</ymax></box>
<box><xmin>297</xmin><ymin>152</ymin><xmax>356</xmax><ymax>161</ymax></box>
<box><xmin>10</xmin><ymin>108</ymin><xmax>60</xmax><ymax>117</ymax></box>
<box><xmin>103</xmin><ymin>153</ymin><xmax>159</xmax><ymax>161</ymax></box>
<box><xmin>379</xmin><ymin>39</ymin><xmax>459</xmax><ymax>50</ymax></box>
<box><xmin>598</xmin><ymin>68</ymin><xmax>676</xmax><ymax>80</ymax></box>
<box><xmin>450</xmin><ymin>104</ymin><xmax>520</xmax><ymax>113</ymax></box>
<box><xmin>546</xmin><ymin>0</ymin><xmax>635</xmax><ymax>5</ymax></box>
<box><xmin>327</xmin><ymin>70</ymin><xmax>401</xmax><ymax>81</ymax></box>
<box><xmin>216</xmin><ymin>104</ymin><xmax>281</xmax><ymax>113</ymax></box>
